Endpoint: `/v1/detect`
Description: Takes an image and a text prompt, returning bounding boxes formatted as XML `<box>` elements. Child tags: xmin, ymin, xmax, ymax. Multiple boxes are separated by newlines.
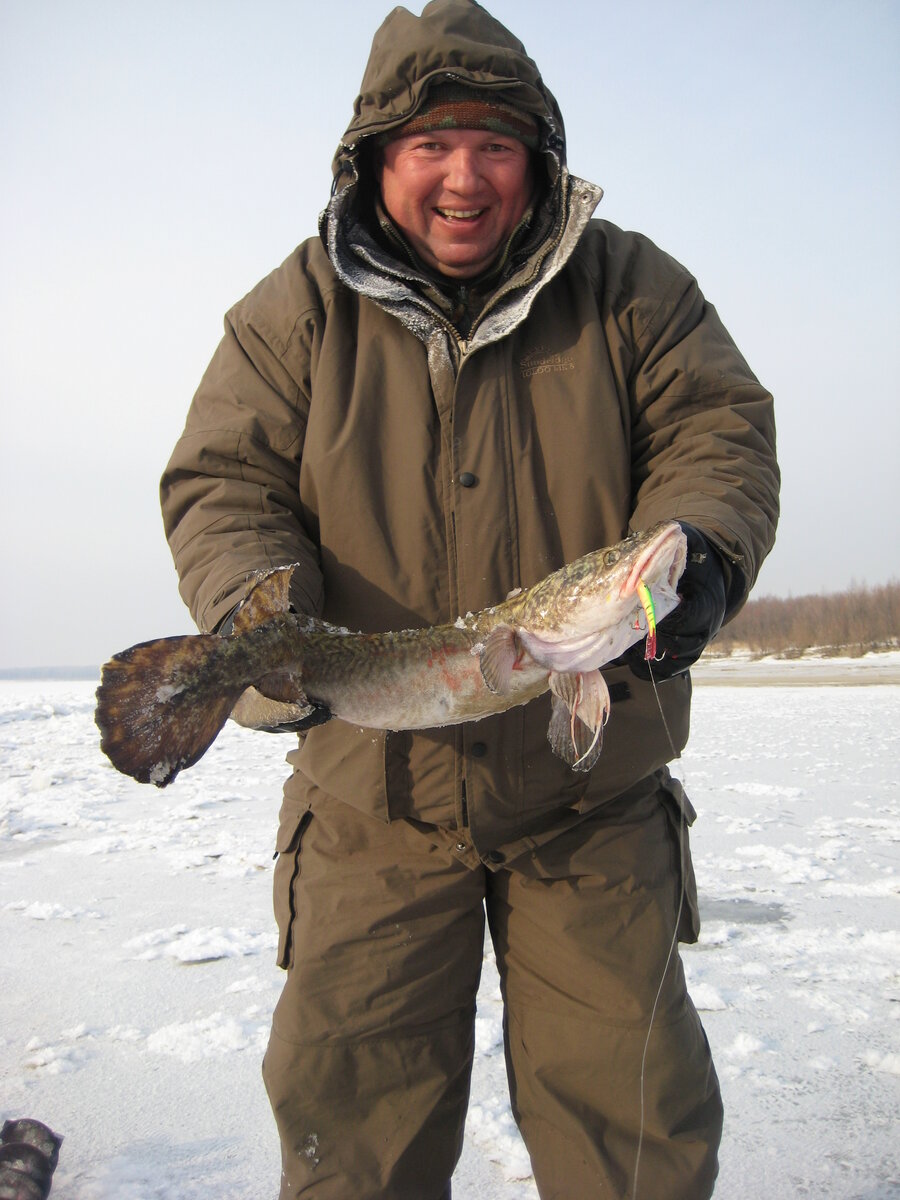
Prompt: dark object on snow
<box><xmin>0</xmin><ymin>1120</ymin><xmax>62</xmax><ymax>1199</ymax></box>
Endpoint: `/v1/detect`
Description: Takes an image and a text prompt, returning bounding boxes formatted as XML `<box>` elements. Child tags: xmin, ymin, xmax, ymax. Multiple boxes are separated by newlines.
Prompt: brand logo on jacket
<box><xmin>519</xmin><ymin>346</ymin><xmax>575</xmax><ymax>379</ymax></box>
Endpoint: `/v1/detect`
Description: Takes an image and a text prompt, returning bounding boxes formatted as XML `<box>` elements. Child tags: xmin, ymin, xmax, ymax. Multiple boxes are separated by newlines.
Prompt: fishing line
<box><xmin>629</xmin><ymin>644</ymin><xmax>689</xmax><ymax>1200</ymax></box>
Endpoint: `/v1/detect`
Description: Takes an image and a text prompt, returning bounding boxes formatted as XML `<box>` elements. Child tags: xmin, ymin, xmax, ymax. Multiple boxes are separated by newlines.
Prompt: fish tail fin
<box><xmin>95</xmin><ymin>634</ymin><xmax>244</xmax><ymax>787</ymax></box>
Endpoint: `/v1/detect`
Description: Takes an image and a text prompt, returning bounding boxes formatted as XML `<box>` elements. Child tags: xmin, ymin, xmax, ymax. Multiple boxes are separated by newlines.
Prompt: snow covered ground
<box><xmin>1</xmin><ymin>665</ymin><xmax>898</xmax><ymax>1198</ymax></box>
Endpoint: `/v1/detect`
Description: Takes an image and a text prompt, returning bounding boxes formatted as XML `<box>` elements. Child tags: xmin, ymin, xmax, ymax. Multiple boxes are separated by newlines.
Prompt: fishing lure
<box><xmin>636</xmin><ymin>578</ymin><xmax>657</xmax><ymax>661</ymax></box>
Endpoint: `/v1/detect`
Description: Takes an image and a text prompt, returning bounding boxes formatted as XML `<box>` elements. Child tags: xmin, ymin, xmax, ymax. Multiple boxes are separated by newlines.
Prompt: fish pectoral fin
<box><xmin>549</xmin><ymin>669</ymin><xmax>611</xmax><ymax>730</ymax></box>
<box><xmin>548</xmin><ymin>695</ymin><xmax>605</xmax><ymax>772</ymax></box>
<box><xmin>479</xmin><ymin>625</ymin><xmax>524</xmax><ymax>694</ymax></box>
<box><xmin>547</xmin><ymin>670</ymin><xmax>611</xmax><ymax>772</ymax></box>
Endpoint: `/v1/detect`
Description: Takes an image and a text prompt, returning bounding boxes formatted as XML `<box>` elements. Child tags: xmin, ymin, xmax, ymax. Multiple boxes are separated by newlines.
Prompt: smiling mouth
<box><xmin>434</xmin><ymin>207</ymin><xmax>486</xmax><ymax>221</ymax></box>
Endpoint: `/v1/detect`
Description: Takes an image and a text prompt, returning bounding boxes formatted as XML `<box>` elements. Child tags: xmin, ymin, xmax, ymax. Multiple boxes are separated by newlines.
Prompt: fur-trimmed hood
<box><xmin>331</xmin><ymin>0</ymin><xmax>567</xmax><ymax>197</ymax></box>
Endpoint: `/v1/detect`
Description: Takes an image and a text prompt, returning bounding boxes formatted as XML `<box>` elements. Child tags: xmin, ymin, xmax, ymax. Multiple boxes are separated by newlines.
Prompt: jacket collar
<box><xmin>320</xmin><ymin>168</ymin><xmax>603</xmax><ymax>351</ymax></box>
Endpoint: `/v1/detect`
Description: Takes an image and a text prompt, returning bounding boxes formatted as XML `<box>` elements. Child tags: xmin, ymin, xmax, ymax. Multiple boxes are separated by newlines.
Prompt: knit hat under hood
<box><xmin>376</xmin><ymin>81</ymin><xmax>540</xmax><ymax>149</ymax></box>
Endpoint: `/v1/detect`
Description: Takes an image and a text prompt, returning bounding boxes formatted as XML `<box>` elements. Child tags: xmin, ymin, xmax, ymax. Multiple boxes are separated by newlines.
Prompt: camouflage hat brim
<box><xmin>378</xmin><ymin>82</ymin><xmax>540</xmax><ymax>149</ymax></box>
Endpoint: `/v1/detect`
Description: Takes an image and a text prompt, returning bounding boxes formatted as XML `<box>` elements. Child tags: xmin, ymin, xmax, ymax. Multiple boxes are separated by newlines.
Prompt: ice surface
<box><xmin>1</xmin><ymin>669</ymin><xmax>898</xmax><ymax>1198</ymax></box>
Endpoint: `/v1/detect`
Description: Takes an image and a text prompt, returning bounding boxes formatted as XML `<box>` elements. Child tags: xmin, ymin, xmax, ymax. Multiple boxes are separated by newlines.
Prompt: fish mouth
<box><xmin>620</xmin><ymin>523</ymin><xmax>687</xmax><ymax>598</ymax></box>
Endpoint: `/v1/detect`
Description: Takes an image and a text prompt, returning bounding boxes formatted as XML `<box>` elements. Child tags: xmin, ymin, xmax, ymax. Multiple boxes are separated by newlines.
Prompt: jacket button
<box><xmin>455</xmin><ymin>842</ymin><xmax>467</xmax><ymax>853</ymax></box>
<box><xmin>485</xmin><ymin>850</ymin><xmax>505</xmax><ymax>865</ymax></box>
<box><xmin>470</xmin><ymin>741</ymin><xmax>487</xmax><ymax>757</ymax></box>
<box><xmin>459</xmin><ymin>472</ymin><xmax>478</xmax><ymax>488</ymax></box>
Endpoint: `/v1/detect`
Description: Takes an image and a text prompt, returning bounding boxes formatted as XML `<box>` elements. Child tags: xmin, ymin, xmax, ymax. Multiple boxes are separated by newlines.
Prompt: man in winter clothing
<box><xmin>161</xmin><ymin>2</ymin><xmax>779</xmax><ymax>1197</ymax></box>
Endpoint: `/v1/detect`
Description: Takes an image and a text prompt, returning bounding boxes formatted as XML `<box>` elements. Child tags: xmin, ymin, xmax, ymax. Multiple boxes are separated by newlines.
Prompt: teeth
<box><xmin>436</xmin><ymin>208</ymin><xmax>483</xmax><ymax>219</ymax></box>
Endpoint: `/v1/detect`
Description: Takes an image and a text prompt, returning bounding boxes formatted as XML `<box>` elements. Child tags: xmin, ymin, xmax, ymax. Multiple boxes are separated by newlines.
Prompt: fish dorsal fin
<box><xmin>547</xmin><ymin>669</ymin><xmax>611</xmax><ymax>772</ymax></box>
<box><xmin>231</xmin><ymin>565</ymin><xmax>296</xmax><ymax>635</ymax></box>
<box><xmin>479</xmin><ymin>625</ymin><xmax>522</xmax><ymax>694</ymax></box>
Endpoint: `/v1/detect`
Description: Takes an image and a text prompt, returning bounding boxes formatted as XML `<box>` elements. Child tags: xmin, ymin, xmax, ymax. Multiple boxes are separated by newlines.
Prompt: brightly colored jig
<box><xmin>636</xmin><ymin>578</ymin><xmax>657</xmax><ymax>661</ymax></box>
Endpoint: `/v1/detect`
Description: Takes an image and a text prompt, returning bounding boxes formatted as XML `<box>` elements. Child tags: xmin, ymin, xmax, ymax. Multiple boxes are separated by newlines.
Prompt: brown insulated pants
<box><xmin>262</xmin><ymin>782</ymin><xmax>722</xmax><ymax>1199</ymax></box>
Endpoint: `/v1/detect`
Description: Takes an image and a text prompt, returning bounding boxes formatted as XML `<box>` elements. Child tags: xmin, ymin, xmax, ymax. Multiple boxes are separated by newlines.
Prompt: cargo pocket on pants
<box><xmin>659</xmin><ymin>775</ymin><xmax>702</xmax><ymax>944</ymax></box>
<box><xmin>272</xmin><ymin>802</ymin><xmax>312</xmax><ymax>970</ymax></box>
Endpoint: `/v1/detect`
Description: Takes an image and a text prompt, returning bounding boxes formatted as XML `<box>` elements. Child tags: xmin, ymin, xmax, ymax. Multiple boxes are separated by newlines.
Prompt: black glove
<box><xmin>624</xmin><ymin>523</ymin><xmax>727</xmax><ymax>681</ymax></box>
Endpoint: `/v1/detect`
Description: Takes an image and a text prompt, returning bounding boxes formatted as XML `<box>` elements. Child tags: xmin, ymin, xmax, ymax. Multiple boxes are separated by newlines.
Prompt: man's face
<box><xmin>377</xmin><ymin>128</ymin><xmax>533</xmax><ymax>279</ymax></box>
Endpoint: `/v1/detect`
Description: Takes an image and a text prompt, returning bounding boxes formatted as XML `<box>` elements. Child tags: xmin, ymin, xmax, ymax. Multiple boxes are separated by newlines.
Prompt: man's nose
<box><xmin>443</xmin><ymin>148</ymin><xmax>481</xmax><ymax>191</ymax></box>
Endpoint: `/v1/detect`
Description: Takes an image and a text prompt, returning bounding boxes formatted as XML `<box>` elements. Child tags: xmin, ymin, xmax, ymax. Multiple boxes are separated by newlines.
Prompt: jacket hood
<box><xmin>332</xmin><ymin>0</ymin><xmax>566</xmax><ymax>191</ymax></box>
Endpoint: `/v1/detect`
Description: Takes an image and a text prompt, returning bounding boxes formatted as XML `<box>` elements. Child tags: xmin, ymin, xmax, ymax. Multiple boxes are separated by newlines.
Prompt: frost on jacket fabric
<box><xmin>160</xmin><ymin>0</ymin><xmax>779</xmax><ymax>863</ymax></box>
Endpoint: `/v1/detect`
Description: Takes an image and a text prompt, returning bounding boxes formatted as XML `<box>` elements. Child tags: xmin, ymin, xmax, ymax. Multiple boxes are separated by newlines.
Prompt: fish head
<box><xmin>515</xmin><ymin>522</ymin><xmax>688</xmax><ymax>671</ymax></box>
<box><xmin>615</xmin><ymin>521</ymin><xmax>687</xmax><ymax>618</ymax></box>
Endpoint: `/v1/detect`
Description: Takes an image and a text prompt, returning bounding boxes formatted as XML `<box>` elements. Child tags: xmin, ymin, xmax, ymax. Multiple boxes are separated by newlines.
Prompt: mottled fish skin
<box><xmin>95</xmin><ymin>523</ymin><xmax>686</xmax><ymax>787</ymax></box>
<box><xmin>473</xmin><ymin>523</ymin><xmax>686</xmax><ymax>674</ymax></box>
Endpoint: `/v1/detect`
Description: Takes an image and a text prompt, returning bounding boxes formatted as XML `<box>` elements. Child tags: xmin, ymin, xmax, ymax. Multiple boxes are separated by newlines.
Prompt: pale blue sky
<box><xmin>2</xmin><ymin>0</ymin><xmax>898</xmax><ymax>668</ymax></box>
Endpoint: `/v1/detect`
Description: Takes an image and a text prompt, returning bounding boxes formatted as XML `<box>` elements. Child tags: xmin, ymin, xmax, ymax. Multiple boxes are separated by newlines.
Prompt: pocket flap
<box><xmin>661</xmin><ymin>772</ymin><xmax>697</xmax><ymax>826</ymax></box>
<box><xmin>275</xmin><ymin>801</ymin><xmax>312</xmax><ymax>854</ymax></box>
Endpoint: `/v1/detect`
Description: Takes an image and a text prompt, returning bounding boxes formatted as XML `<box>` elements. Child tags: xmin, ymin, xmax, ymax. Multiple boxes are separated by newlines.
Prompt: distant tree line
<box><xmin>710</xmin><ymin>580</ymin><xmax>900</xmax><ymax>657</ymax></box>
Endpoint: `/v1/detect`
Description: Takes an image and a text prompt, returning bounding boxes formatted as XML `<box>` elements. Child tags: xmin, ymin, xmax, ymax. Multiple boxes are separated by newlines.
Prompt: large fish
<box><xmin>95</xmin><ymin>522</ymin><xmax>686</xmax><ymax>787</ymax></box>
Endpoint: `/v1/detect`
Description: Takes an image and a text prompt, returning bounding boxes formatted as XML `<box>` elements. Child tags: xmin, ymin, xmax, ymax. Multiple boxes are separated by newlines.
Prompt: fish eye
<box><xmin>604</xmin><ymin>550</ymin><xmax>619</xmax><ymax>566</ymax></box>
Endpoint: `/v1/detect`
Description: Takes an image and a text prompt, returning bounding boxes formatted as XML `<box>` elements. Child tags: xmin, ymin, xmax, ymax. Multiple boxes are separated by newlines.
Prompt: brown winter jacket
<box><xmin>161</xmin><ymin>0</ymin><xmax>779</xmax><ymax>863</ymax></box>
